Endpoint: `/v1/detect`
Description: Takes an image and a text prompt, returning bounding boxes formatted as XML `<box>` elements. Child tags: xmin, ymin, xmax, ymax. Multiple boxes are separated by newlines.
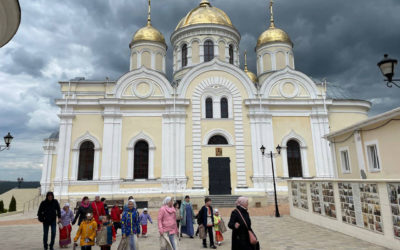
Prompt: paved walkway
<box><xmin>0</xmin><ymin>215</ymin><xmax>386</xmax><ymax>249</ymax></box>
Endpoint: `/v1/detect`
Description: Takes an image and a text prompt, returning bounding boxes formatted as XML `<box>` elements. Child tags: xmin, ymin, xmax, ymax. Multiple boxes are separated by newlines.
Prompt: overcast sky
<box><xmin>0</xmin><ymin>0</ymin><xmax>399</xmax><ymax>181</ymax></box>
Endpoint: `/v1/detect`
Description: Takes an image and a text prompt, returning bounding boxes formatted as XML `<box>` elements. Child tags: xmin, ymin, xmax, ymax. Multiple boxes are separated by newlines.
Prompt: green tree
<box><xmin>8</xmin><ymin>196</ymin><xmax>16</xmax><ymax>212</ymax></box>
<box><xmin>0</xmin><ymin>200</ymin><xmax>4</xmax><ymax>213</ymax></box>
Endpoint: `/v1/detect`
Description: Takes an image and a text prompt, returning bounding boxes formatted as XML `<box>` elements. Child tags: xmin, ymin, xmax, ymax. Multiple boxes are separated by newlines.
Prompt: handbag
<box><xmin>235</xmin><ymin>209</ymin><xmax>258</xmax><ymax>245</ymax></box>
<box><xmin>198</xmin><ymin>224</ymin><xmax>206</xmax><ymax>239</ymax></box>
<box><xmin>219</xmin><ymin>218</ymin><xmax>227</xmax><ymax>234</ymax></box>
<box><xmin>117</xmin><ymin>237</ymin><xmax>129</xmax><ymax>250</ymax></box>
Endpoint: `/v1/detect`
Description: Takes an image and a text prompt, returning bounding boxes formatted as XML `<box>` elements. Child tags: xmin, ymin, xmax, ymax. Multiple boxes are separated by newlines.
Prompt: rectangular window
<box><xmin>340</xmin><ymin>150</ymin><xmax>350</xmax><ymax>173</ymax></box>
<box><xmin>367</xmin><ymin>144</ymin><xmax>380</xmax><ymax>170</ymax></box>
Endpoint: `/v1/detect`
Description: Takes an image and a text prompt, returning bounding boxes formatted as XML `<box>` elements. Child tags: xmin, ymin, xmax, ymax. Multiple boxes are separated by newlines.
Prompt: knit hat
<box><xmin>214</xmin><ymin>208</ymin><xmax>219</xmax><ymax>213</ymax></box>
<box><xmin>144</xmin><ymin>208</ymin><xmax>148</xmax><ymax>211</ymax></box>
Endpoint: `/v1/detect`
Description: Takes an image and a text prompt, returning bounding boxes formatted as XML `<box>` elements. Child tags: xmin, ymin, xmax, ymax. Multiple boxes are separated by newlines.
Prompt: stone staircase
<box><xmin>207</xmin><ymin>195</ymin><xmax>241</xmax><ymax>208</ymax></box>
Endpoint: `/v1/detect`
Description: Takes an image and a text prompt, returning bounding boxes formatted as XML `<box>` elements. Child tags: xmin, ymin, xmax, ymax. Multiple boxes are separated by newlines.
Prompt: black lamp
<box><xmin>377</xmin><ymin>54</ymin><xmax>399</xmax><ymax>88</ymax></box>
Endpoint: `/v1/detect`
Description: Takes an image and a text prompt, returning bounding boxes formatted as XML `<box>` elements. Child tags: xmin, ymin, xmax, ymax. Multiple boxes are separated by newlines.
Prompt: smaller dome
<box><xmin>245</xmin><ymin>70</ymin><xmax>258</xmax><ymax>83</ymax></box>
<box><xmin>175</xmin><ymin>0</ymin><xmax>234</xmax><ymax>31</ymax></box>
<box><xmin>257</xmin><ymin>27</ymin><xmax>292</xmax><ymax>48</ymax></box>
<box><xmin>130</xmin><ymin>24</ymin><xmax>166</xmax><ymax>47</ymax></box>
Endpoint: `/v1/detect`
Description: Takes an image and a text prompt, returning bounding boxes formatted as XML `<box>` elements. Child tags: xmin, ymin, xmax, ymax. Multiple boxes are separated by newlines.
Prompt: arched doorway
<box><xmin>134</xmin><ymin>140</ymin><xmax>149</xmax><ymax>179</ymax></box>
<box><xmin>287</xmin><ymin>140</ymin><xmax>303</xmax><ymax>177</ymax></box>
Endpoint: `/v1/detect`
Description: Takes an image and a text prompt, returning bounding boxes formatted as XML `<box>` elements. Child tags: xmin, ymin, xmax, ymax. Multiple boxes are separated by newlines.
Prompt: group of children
<box><xmin>73</xmin><ymin>204</ymin><xmax>153</xmax><ymax>250</ymax></box>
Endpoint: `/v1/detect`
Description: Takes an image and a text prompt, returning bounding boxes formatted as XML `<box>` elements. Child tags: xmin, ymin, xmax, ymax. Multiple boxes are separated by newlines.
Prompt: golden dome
<box><xmin>257</xmin><ymin>27</ymin><xmax>292</xmax><ymax>48</ymax></box>
<box><xmin>244</xmin><ymin>51</ymin><xmax>258</xmax><ymax>83</ymax></box>
<box><xmin>175</xmin><ymin>0</ymin><xmax>234</xmax><ymax>31</ymax></box>
<box><xmin>130</xmin><ymin>0</ymin><xmax>166</xmax><ymax>47</ymax></box>
<box><xmin>256</xmin><ymin>0</ymin><xmax>292</xmax><ymax>48</ymax></box>
<box><xmin>131</xmin><ymin>24</ymin><xmax>166</xmax><ymax>46</ymax></box>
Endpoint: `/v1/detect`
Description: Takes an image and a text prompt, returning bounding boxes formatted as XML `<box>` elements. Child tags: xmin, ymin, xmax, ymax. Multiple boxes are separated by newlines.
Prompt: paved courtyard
<box><xmin>0</xmin><ymin>213</ymin><xmax>387</xmax><ymax>250</ymax></box>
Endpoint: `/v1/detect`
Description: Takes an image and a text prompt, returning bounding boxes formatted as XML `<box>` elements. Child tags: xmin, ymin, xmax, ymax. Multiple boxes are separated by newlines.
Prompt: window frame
<box><xmin>208</xmin><ymin>135</ymin><xmax>229</xmax><ymax>145</ymax></box>
<box><xmin>205</xmin><ymin>97</ymin><xmax>213</xmax><ymax>118</ymax></box>
<box><xmin>339</xmin><ymin>147</ymin><xmax>351</xmax><ymax>174</ymax></box>
<box><xmin>204</xmin><ymin>40</ymin><xmax>214</xmax><ymax>62</ymax></box>
<box><xmin>220</xmin><ymin>97</ymin><xmax>229</xmax><ymax>118</ymax></box>
<box><xmin>365</xmin><ymin>140</ymin><xmax>382</xmax><ymax>172</ymax></box>
<box><xmin>181</xmin><ymin>44</ymin><xmax>188</xmax><ymax>67</ymax></box>
<box><xmin>77</xmin><ymin>140</ymin><xmax>95</xmax><ymax>181</ymax></box>
<box><xmin>134</xmin><ymin>140</ymin><xmax>149</xmax><ymax>179</ymax></box>
<box><xmin>229</xmin><ymin>44</ymin><xmax>234</xmax><ymax>64</ymax></box>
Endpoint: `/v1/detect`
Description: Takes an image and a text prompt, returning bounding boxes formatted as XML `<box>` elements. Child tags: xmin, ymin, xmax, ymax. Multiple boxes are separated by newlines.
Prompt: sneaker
<box><xmin>210</xmin><ymin>245</ymin><xmax>217</xmax><ymax>249</ymax></box>
<box><xmin>203</xmin><ymin>244</ymin><xmax>208</xmax><ymax>248</ymax></box>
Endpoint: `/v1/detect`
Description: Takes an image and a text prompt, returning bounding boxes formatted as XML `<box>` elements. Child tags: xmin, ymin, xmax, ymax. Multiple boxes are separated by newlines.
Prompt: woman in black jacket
<box><xmin>37</xmin><ymin>191</ymin><xmax>61</xmax><ymax>250</ymax></box>
<box><xmin>228</xmin><ymin>197</ymin><xmax>260</xmax><ymax>250</ymax></box>
<box><xmin>72</xmin><ymin>196</ymin><xmax>92</xmax><ymax>226</ymax></box>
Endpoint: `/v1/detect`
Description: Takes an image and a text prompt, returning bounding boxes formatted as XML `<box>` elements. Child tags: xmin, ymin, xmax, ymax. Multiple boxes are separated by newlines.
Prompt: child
<box><xmin>121</xmin><ymin>199</ymin><xmax>140</xmax><ymax>250</ymax></box>
<box><xmin>139</xmin><ymin>207</ymin><xmax>153</xmax><ymax>237</ymax></box>
<box><xmin>73</xmin><ymin>212</ymin><xmax>97</xmax><ymax>250</ymax></box>
<box><xmin>174</xmin><ymin>202</ymin><xmax>181</xmax><ymax>239</ymax></box>
<box><xmin>96</xmin><ymin>215</ymin><xmax>116</xmax><ymax>250</ymax></box>
<box><xmin>111</xmin><ymin>202</ymin><xmax>122</xmax><ymax>234</ymax></box>
<box><xmin>213</xmin><ymin>209</ymin><xmax>224</xmax><ymax>246</ymax></box>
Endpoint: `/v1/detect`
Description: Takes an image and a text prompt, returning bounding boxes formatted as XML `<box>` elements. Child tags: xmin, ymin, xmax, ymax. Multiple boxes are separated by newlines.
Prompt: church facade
<box><xmin>41</xmin><ymin>0</ymin><xmax>371</xmax><ymax>199</ymax></box>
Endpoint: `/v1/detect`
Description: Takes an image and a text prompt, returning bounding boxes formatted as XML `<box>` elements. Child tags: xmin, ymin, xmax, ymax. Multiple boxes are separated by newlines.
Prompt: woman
<box><xmin>158</xmin><ymin>197</ymin><xmax>179</xmax><ymax>250</ymax></box>
<box><xmin>59</xmin><ymin>203</ymin><xmax>74</xmax><ymax>248</ymax></box>
<box><xmin>179</xmin><ymin>195</ymin><xmax>195</xmax><ymax>238</ymax></box>
<box><xmin>121</xmin><ymin>199</ymin><xmax>140</xmax><ymax>250</ymax></box>
<box><xmin>73</xmin><ymin>196</ymin><xmax>93</xmax><ymax>226</ymax></box>
<box><xmin>228</xmin><ymin>197</ymin><xmax>260</xmax><ymax>250</ymax></box>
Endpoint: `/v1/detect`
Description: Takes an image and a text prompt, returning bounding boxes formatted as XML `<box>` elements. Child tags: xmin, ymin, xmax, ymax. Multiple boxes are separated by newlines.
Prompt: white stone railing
<box><xmin>288</xmin><ymin>179</ymin><xmax>400</xmax><ymax>250</ymax></box>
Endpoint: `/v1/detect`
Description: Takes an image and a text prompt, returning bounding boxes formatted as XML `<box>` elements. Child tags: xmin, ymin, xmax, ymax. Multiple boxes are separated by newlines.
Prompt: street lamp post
<box><xmin>260</xmin><ymin>144</ymin><xmax>282</xmax><ymax>218</ymax></box>
<box><xmin>0</xmin><ymin>132</ymin><xmax>13</xmax><ymax>152</ymax></box>
<box><xmin>377</xmin><ymin>54</ymin><xmax>400</xmax><ymax>88</ymax></box>
<box><xmin>17</xmin><ymin>177</ymin><xmax>24</xmax><ymax>188</ymax></box>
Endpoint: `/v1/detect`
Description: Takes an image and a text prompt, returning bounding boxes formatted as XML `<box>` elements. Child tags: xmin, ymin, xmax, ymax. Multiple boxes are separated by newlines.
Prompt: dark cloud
<box><xmin>0</xmin><ymin>0</ymin><xmax>399</xmax><ymax>180</ymax></box>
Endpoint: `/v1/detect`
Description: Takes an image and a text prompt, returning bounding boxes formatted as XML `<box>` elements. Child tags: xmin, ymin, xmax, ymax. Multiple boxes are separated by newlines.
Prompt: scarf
<box><xmin>81</xmin><ymin>198</ymin><xmax>90</xmax><ymax>208</ymax></box>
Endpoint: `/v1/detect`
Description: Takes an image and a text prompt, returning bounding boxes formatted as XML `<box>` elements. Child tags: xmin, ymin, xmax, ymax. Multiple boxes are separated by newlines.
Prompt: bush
<box><xmin>0</xmin><ymin>200</ymin><xmax>4</xmax><ymax>213</ymax></box>
<box><xmin>9</xmin><ymin>196</ymin><xmax>16</xmax><ymax>212</ymax></box>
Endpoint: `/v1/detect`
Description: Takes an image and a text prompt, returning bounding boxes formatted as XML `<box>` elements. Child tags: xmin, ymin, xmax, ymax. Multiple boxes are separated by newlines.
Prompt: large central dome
<box><xmin>175</xmin><ymin>0</ymin><xmax>234</xmax><ymax>31</ymax></box>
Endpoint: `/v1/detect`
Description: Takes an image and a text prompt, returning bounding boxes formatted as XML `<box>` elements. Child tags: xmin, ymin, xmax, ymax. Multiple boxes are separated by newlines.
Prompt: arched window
<box><xmin>229</xmin><ymin>45</ymin><xmax>234</xmax><ymax>64</ymax></box>
<box><xmin>204</xmin><ymin>40</ymin><xmax>214</xmax><ymax>62</ymax></box>
<box><xmin>208</xmin><ymin>135</ymin><xmax>228</xmax><ymax>145</ymax></box>
<box><xmin>206</xmin><ymin>97</ymin><xmax>213</xmax><ymax>118</ymax></box>
<box><xmin>77</xmin><ymin>141</ymin><xmax>95</xmax><ymax>180</ymax></box>
<box><xmin>287</xmin><ymin>140</ymin><xmax>303</xmax><ymax>177</ymax></box>
<box><xmin>181</xmin><ymin>44</ymin><xmax>188</xmax><ymax>67</ymax></box>
<box><xmin>220</xmin><ymin>97</ymin><xmax>228</xmax><ymax>118</ymax></box>
<box><xmin>134</xmin><ymin>140</ymin><xmax>149</xmax><ymax>179</ymax></box>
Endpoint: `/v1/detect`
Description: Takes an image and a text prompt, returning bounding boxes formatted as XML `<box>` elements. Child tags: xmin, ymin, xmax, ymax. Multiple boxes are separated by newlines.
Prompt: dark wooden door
<box><xmin>287</xmin><ymin>140</ymin><xmax>303</xmax><ymax>177</ymax></box>
<box><xmin>208</xmin><ymin>157</ymin><xmax>231</xmax><ymax>195</ymax></box>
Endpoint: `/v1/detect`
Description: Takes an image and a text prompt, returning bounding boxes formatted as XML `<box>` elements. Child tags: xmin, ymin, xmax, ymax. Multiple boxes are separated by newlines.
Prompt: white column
<box><xmin>41</xmin><ymin>140</ymin><xmax>55</xmax><ymax>195</ymax></box>
<box><xmin>137</xmin><ymin>52</ymin><xmax>142</xmax><ymax>68</ymax></box>
<box><xmin>101</xmin><ymin>113</ymin><xmax>122</xmax><ymax>180</ymax></box>
<box><xmin>54</xmin><ymin>114</ymin><xmax>74</xmax><ymax>196</ymax></box>
<box><xmin>188</xmin><ymin>45</ymin><xmax>193</xmax><ymax>66</ymax></box>
<box><xmin>281</xmin><ymin>147</ymin><xmax>289</xmax><ymax>178</ymax></box>
<box><xmin>235</xmin><ymin>46</ymin><xmax>240</xmax><ymax>66</ymax></box>
<box><xmin>300</xmin><ymin>147</ymin><xmax>310</xmax><ymax>177</ymax></box>
<box><xmin>177</xmin><ymin>48</ymin><xmax>182</xmax><ymax>70</ymax></box>
<box><xmin>214</xmin><ymin>99</ymin><xmax>220</xmax><ymax>118</ymax></box>
<box><xmin>354</xmin><ymin>131</ymin><xmax>367</xmax><ymax>177</ymax></box>
<box><xmin>271</xmin><ymin>53</ymin><xmax>276</xmax><ymax>70</ymax></box>
<box><xmin>151</xmin><ymin>52</ymin><xmax>156</xmax><ymax>70</ymax></box>
<box><xmin>199</xmin><ymin>44</ymin><xmax>204</xmax><ymax>62</ymax></box>
<box><xmin>70</xmin><ymin>149</ymin><xmax>79</xmax><ymax>181</ymax></box>
<box><xmin>162</xmin><ymin>55</ymin><xmax>166</xmax><ymax>73</ymax></box>
<box><xmin>258</xmin><ymin>55</ymin><xmax>264</xmax><ymax>75</ymax></box>
<box><xmin>285</xmin><ymin>51</ymin><xmax>289</xmax><ymax>67</ymax></box>
<box><xmin>225</xmin><ymin>44</ymin><xmax>229</xmax><ymax>63</ymax></box>
<box><xmin>214</xmin><ymin>43</ymin><xmax>219</xmax><ymax>59</ymax></box>
<box><xmin>310</xmin><ymin>114</ymin><xmax>332</xmax><ymax>178</ymax></box>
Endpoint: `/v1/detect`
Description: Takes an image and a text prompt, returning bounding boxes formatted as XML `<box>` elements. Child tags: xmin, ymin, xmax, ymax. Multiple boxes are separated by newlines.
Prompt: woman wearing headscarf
<box><xmin>228</xmin><ymin>197</ymin><xmax>260</xmax><ymax>250</ymax></box>
<box><xmin>38</xmin><ymin>191</ymin><xmax>61</xmax><ymax>250</ymax></box>
<box><xmin>73</xmin><ymin>196</ymin><xmax>93</xmax><ymax>226</ymax></box>
<box><xmin>59</xmin><ymin>203</ymin><xmax>74</xmax><ymax>248</ymax></box>
<box><xmin>158</xmin><ymin>197</ymin><xmax>179</xmax><ymax>250</ymax></box>
<box><xmin>179</xmin><ymin>195</ymin><xmax>195</xmax><ymax>238</ymax></box>
<box><xmin>121</xmin><ymin>199</ymin><xmax>140</xmax><ymax>250</ymax></box>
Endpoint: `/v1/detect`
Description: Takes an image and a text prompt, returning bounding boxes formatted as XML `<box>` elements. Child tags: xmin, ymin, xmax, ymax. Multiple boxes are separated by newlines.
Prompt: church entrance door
<box><xmin>208</xmin><ymin>157</ymin><xmax>231</xmax><ymax>195</ymax></box>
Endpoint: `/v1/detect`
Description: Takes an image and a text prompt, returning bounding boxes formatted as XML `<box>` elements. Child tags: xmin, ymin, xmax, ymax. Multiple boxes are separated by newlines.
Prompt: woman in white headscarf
<box><xmin>59</xmin><ymin>202</ymin><xmax>74</xmax><ymax>248</ymax></box>
<box><xmin>158</xmin><ymin>197</ymin><xmax>179</xmax><ymax>250</ymax></box>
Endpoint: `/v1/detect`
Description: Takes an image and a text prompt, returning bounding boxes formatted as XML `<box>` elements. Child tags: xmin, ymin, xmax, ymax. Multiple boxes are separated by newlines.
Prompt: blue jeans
<box><xmin>129</xmin><ymin>234</ymin><xmax>137</xmax><ymax>250</ymax></box>
<box><xmin>43</xmin><ymin>221</ymin><xmax>56</xmax><ymax>249</ymax></box>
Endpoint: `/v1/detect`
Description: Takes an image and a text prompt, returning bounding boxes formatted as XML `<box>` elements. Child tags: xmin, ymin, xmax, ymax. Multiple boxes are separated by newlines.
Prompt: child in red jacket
<box><xmin>110</xmin><ymin>202</ymin><xmax>122</xmax><ymax>234</ymax></box>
